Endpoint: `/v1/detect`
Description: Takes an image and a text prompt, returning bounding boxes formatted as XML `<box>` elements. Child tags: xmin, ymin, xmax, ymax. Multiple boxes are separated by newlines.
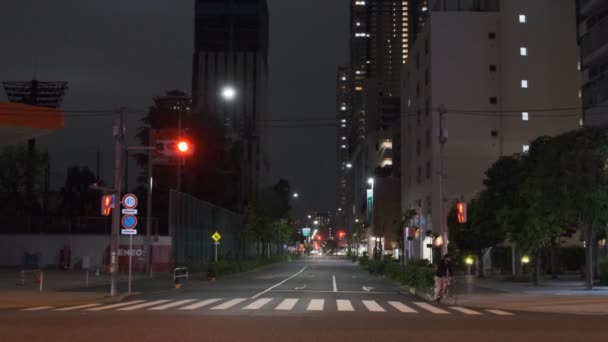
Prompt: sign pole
<box><xmin>215</xmin><ymin>242</ymin><xmax>218</xmax><ymax>263</ymax></box>
<box><xmin>128</xmin><ymin>234</ymin><xmax>132</xmax><ymax>294</ymax></box>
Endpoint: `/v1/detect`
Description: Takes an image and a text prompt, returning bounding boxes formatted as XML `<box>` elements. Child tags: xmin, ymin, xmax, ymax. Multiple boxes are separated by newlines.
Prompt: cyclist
<box><xmin>433</xmin><ymin>253</ymin><xmax>454</xmax><ymax>302</ymax></box>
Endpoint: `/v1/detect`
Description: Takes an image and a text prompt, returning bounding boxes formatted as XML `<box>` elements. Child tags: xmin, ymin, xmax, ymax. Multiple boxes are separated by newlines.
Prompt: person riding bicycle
<box><xmin>433</xmin><ymin>253</ymin><xmax>454</xmax><ymax>302</ymax></box>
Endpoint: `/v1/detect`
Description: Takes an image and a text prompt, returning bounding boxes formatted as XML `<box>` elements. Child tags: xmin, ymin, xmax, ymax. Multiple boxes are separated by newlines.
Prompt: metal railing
<box><xmin>17</xmin><ymin>269</ymin><xmax>43</xmax><ymax>292</ymax></box>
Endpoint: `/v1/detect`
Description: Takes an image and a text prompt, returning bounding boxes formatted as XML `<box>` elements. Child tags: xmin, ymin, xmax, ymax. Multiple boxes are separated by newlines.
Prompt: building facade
<box><xmin>578</xmin><ymin>0</ymin><xmax>608</xmax><ymax>127</ymax></box>
<box><xmin>192</xmin><ymin>0</ymin><xmax>270</xmax><ymax>202</ymax></box>
<box><xmin>401</xmin><ymin>0</ymin><xmax>581</xmax><ymax>261</ymax></box>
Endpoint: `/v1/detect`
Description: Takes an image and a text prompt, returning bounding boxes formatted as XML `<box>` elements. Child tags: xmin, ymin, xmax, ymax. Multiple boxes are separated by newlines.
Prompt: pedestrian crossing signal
<box><xmin>101</xmin><ymin>195</ymin><xmax>112</xmax><ymax>216</ymax></box>
<box><xmin>456</xmin><ymin>202</ymin><xmax>467</xmax><ymax>224</ymax></box>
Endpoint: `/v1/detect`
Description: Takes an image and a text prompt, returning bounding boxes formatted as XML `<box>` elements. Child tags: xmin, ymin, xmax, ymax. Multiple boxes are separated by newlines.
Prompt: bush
<box><xmin>359</xmin><ymin>258</ymin><xmax>434</xmax><ymax>291</ymax></box>
<box><xmin>600</xmin><ymin>257</ymin><xmax>608</xmax><ymax>286</ymax></box>
<box><xmin>351</xmin><ymin>255</ymin><xmax>358</xmax><ymax>263</ymax></box>
<box><xmin>207</xmin><ymin>255</ymin><xmax>295</xmax><ymax>278</ymax></box>
<box><xmin>367</xmin><ymin>260</ymin><xmax>386</xmax><ymax>275</ymax></box>
<box><xmin>358</xmin><ymin>255</ymin><xmax>369</xmax><ymax>266</ymax></box>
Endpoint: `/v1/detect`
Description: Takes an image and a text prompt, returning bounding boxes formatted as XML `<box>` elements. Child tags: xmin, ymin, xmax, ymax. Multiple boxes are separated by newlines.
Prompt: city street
<box><xmin>1</xmin><ymin>257</ymin><xmax>607</xmax><ymax>341</ymax></box>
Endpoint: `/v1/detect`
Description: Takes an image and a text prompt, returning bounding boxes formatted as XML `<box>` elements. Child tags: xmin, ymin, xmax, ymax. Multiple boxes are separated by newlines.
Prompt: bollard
<box><xmin>39</xmin><ymin>271</ymin><xmax>43</xmax><ymax>292</ymax></box>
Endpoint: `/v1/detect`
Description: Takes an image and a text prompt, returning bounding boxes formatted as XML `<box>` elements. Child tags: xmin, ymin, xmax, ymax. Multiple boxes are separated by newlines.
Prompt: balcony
<box><xmin>582</xmin><ymin>73</ymin><xmax>608</xmax><ymax>109</ymax></box>
<box><xmin>581</xmin><ymin>17</ymin><xmax>608</xmax><ymax>65</ymax></box>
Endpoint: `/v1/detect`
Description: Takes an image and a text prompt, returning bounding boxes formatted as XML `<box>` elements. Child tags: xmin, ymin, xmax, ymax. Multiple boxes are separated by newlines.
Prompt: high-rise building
<box><xmin>401</xmin><ymin>0</ymin><xmax>581</xmax><ymax>261</ymax></box>
<box><xmin>192</xmin><ymin>0</ymin><xmax>270</xmax><ymax>203</ymax></box>
<box><xmin>577</xmin><ymin>0</ymin><xmax>608</xmax><ymax>127</ymax></box>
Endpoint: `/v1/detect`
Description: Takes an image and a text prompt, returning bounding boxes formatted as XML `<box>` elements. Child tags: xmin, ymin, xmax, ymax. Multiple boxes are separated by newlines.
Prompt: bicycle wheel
<box><xmin>426</xmin><ymin>286</ymin><xmax>436</xmax><ymax>301</ymax></box>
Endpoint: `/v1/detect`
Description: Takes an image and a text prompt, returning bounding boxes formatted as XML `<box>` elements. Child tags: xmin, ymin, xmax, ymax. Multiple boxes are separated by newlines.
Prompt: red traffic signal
<box><xmin>101</xmin><ymin>195</ymin><xmax>113</xmax><ymax>216</ymax></box>
<box><xmin>156</xmin><ymin>139</ymin><xmax>194</xmax><ymax>157</ymax></box>
<box><xmin>338</xmin><ymin>231</ymin><xmax>346</xmax><ymax>238</ymax></box>
<box><xmin>456</xmin><ymin>202</ymin><xmax>467</xmax><ymax>223</ymax></box>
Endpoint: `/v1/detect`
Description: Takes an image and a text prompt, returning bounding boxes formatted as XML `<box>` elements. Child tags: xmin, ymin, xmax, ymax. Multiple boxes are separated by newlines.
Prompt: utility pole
<box><xmin>438</xmin><ymin>105</ymin><xmax>448</xmax><ymax>257</ymax></box>
<box><xmin>110</xmin><ymin>109</ymin><xmax>124</xmax><ymax>297</ymax></box>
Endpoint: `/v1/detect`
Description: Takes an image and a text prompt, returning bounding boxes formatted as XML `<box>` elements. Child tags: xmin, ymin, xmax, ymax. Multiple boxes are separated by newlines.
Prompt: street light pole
<box><xmin>110</xmin><ymin>109</ymin><xmax>124</xmax><ymax>297</ymax></box>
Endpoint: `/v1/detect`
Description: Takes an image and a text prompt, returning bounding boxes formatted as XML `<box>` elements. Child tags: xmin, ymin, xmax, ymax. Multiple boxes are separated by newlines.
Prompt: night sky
<box><xmin>0</xmin><ymin>0</ymin><xmax>349</xmax><ymax>217</ymax></box>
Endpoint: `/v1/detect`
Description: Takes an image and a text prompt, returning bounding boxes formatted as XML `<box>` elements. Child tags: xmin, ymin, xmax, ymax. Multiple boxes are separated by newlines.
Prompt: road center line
<box><xmin>250</xmin><ymin>265</ymin><xmax>309</xmax><ymax>299</ymax></box>
<box><xmin>332</xmin><ymin>275</ymin><xmax>338</xmax><ymax>292</ymax></box>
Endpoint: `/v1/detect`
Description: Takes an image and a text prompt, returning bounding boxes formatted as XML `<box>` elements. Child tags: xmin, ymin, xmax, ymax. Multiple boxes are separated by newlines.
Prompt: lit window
<box><xmin>523</xmin><ymin>145</ymin><xmax>530</xmax><ymax>153</ymax></box>
<box><xmin>579</xmin><ymin>89</ymin><xmax>582</xmax><ymax>98</ymax></box>
<box><xmin>341</xmin><ymin>106</ymin><xmax>347</xmax><ymax>111</ymax></box>
<box><xmin>521</xmin><ymin>80</ymin><xmax>528</xmax><ymax>88</ymax></box>
<box><xmin>355</xmin><ymin>1</ymin><xmax>366</xmax><ymax>5</ymax></box>
<box><xmin>341</xmin><ymin>145</ymin><xmax>347</xmax><ymax>149</ymax></box>
<box><xmin>342</xmin><ymin>136</ymin><xmax>346</xmax><ymax>140</ymax></box>
<box><xmin>519</xmin><ymin>14</ymin><xmax>526</xmax><ymax>23</ymax></box>
<box><xmin>341</xmin><ymin>76</ymin><xmax>346</xmax><ymax>81</ymax></box>
<box><xmin>381</xmin><ymin>158</ymin><xmax>393</xmax><ymax>167</ymax></box>
<box><xmin>356</xmin><ymin>22</ymin><xmax>361</xmax><ymax>27</ymax></box>
<box><xmin>520</xmin><ymin>47</ymin><xmax>528</xmax><ymax>56</ymax></box>
<box><xmin>381</xmin><ymin>139</ymin><xmax>393</xmax><ymax>149</ymax></box>
<box><xmin>580</xmin><ymin>118</ymin><xmax>584</xmax><ymax>126</ymax></box>
<box><xmin>341</xmin><ymin>119</ymin><xmax>347</xmax><ymax>123</ymax></box>
<box><xmin>522</xmin><ymin>112</ymin><xmax>529</xmax><ymax>121</ymax></box>
<box><xmin>355</xmin><ymin>86</ymin><xmax>363</xmax><ymax>91</ymax></box>
<box><xmin>341</xmin><ymin>124</ymin><xmax>346</xmax><ymax>128</ymax></box>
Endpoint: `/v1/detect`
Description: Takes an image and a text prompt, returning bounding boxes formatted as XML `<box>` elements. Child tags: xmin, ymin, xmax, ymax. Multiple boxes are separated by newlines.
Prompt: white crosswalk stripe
<box><xmin>211</xmin><ymin>298</ymin><xmax>247</xmax><ymax>310</ymax></box>
<box><xmin>180</xmin><ymin>298</ymin><xmax>223</xmax><ymax>310</ymax></box>
<box><xmin>275</xmin><ymin>298</ymin><xmax>298</xmax><ymax>311</ymax></box>
<box><xmin>486</xmin><ymin>309</ymin><xmax>513</xmax><ymax>316</ymax></box>
<box><xmin>22</xmin><ymin>306</ymin><xmax>54</xmax><ymax>311</ymax></box>
<box><xmin>449</xmin><ymin>307</ymin><xmax>482</xmax><ymax>315</ymax></box>
<box><xmin>362</xmin><ymin>300</ymin><xmax>385</xmax><ymax>312</ymax></box>
<box><xmin>388</xmin><ymin>301</ymin><xmax>418</xmax><ymax>313</ymax></box>
<box><xmin>336</xmin><ymin>299</ymin><xmax>354</xmax><ymax>312</ymax></box>
<box><xmin>413</xmin><ymin>302</ymin><xmax>450</xmax><ymax>314</ymax></box>
<box><xmin>243</xmin><ymin>298</ymin><xmax>273</xmax><ymax>310</ymax></box>
<box><xmin>86</xmin><ymin>300</ymin><xmax>145</xmax><ymax>311</ymax></box>
<box><xmin>118</xmin><ymin>300</ymin><xmax>172</xmax><ymax>311</ymax></box>
<box><xmin>307</xmin><ymin>299</ymin><xmax>324</xmax><ymax>311</ymax></box>
<box><xmin>54</xmin><ymin>304</ymin><xmax>101</xmax><ymax>311</ymax></box>
<box><xmin>149</xmin><ymin>299</ymin><xmax>197</xmax><ymax>311</ymax></box>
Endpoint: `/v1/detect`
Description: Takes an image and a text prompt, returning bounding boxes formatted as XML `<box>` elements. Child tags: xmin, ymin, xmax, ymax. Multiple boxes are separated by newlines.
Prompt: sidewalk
<box><xmin>0</xmin><ymin>269</ymin><xmax>177</xmax><ymax>309</ymax></box>
<box><xmin>454</xmin><ymin>275</ymin><xmax>608</xmax><ymax>315</ymax></box>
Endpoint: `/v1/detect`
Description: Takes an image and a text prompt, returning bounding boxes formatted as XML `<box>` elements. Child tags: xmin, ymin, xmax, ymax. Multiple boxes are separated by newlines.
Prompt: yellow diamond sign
<box><xmin>212</xmin><ymin>232</ymin><xmax>221</xmax><ymax>242</ymax></box>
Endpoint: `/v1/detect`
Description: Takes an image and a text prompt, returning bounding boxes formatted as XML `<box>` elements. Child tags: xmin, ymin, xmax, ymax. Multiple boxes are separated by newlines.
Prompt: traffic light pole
<box><xmin>110</xmin><ymin>109</ymin><xmax>124</xmax><ymax>297</ymax></box>
<box><xmin>438</xmin><ymin>106</ymin><xmax>448</xmax><ymax>257</ymax></box>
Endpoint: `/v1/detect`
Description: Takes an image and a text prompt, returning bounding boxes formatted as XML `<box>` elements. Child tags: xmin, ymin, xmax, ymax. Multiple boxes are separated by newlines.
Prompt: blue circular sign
<box><xmin>121</xmin><ymin>215</ymin><xmax>137</xmax><ymax>229</ymax></box>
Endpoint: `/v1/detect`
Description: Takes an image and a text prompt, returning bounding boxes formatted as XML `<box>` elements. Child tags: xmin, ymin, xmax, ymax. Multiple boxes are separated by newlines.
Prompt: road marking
<box><xmin>413</xmin><ymin>302</ymin><xmax>450</xmax><ymax>314</ymax></box>
<box><xmin>54</xmin><ymin>304</ymin><xmax>101</xmax><ymax>311</ymax></box>
<box><xmin>179</xmin><ymin>298</ymin><xmax>223</xmax><ymax>310</ymax></box>
<box><xmin>22</xmin><ymin>306</ymin><xmax>54</xmax><ymax>311</ymax></box>
<box><xmin>275</xmin><ymin>298</ymin><xmax>298</xmax><ymax>311</ymax></box>
<box><xmin>148</xmin><ymin>299</ymin><xmax>197</xmax><ymax>311</ymax></box>
<box><xmin>270</xmin><ymin>289</ymin><xmax>395</xmax><ymax>294</ymax></box>
<box><xmin>251</xmin><ymin>266</ymin><xmax>309</xmax><ymax>299</ymax></box>
<box><xmin>388</xmin><ymin>301</ymin><xmax>418</xmax><ymax>313</ymax></box>
<box><xmin>307</xmin><ymin>299</ymin><xmax>324</xmax><ymax>311</ymax></box>
<box><xmin>332</xmin><ymin>275</ymin><xmax>338</xmax><ymax>292</ymax></box>
<box><xmin>450</xmin><ymin>307</ymin><xmax>483</xmax><ymax>315</ymax></box>
<box><xmin>86</xmin><ymin>300</ymin><xmax>145</xmax><ymax>311</ymax></box>
<box><xmin>243</xmin><ymin>298</ymin><xmax>273</xmax><ymax>310</ymax></box>
<box><xmin>211</xmin><ymin>298</ymin><xmax>247</xmax><ymax>310</ymax></box>
<box><xmin>362</xmin><ymin>286</ymin><xmax>374</xmax><ymax>292</ymax></box>
<box><xmin>118</xmin><ymin>300</ymin><xmax>171</xmax><ymax>311</ymax></box>
<box><xmin>294</xmin><ymin>285</ymin><xmax>307</xmax><ymax>290</ymax></box>
<box><xmin>362</xmin><ymin>300</ymin><xmax>385</xmax><ymax>312</ymax></box>
<box><xmin>336</xmin><ymin>299</ymin><xmax>354</xmax><ymax>312</ymax></box>
<box><xmin>486</xmin><ymin>309</ymin><xmax>513</xmax><ymax>316</ymax></box>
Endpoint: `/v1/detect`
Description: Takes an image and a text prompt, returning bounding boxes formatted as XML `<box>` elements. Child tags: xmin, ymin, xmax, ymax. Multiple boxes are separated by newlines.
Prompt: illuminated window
<box><xmin>519</xmin><ymin>14</ymin><xmax>526</xmax><ymax>23</ymax></box>
<box><xmin>341</xmin><ymin>106</ymin><xmax>347</xmax><ymax>111</ymax></box>
<box><xmin>523</xmin><ymin>145</ymin><xmax>530</xmax><ymax>153</ymax></box>
<box><xmin>520</xmin><ymin>47</ymin><xmax>528</xmax><ymax>56</ymax></box>
<box><xmin>522</xmin><ymin>112</ymin><xmax>529</xmax><ymax>121</ymax></box>
<box><xmin>381</xmin><ymin>158</ymin><xmax>393</xmax><ymax>167</ymax></box>
<box><xmin>521</xmin><ymin>80</ymin><xmax>529</xmax><ymax>88</ymax></box>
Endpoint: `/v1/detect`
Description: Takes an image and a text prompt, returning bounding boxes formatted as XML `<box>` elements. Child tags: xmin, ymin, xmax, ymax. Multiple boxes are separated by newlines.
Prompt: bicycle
<box><xmin>427</xmin><ymin>278</ymin><xmax>457</xmax><ymax>306</ymax></box>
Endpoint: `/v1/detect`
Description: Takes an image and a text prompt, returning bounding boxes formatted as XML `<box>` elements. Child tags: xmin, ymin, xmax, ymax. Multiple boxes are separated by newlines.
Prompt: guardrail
<box><xmin>173</xmin><ymin>267</ymin><xmax>189</xmax><ymax>286</ymax></box>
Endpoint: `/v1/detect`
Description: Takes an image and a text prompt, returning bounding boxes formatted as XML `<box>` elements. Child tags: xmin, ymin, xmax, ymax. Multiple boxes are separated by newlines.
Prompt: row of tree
<box><xmin>449</xmin><ymin>127</ymin><xmax>608</xmax><ymax>289</ymax></box>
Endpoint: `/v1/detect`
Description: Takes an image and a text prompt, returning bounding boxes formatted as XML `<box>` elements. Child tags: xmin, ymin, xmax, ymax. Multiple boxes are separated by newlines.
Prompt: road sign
<box><xmin>122</xmin><ymin>208</ymin><xmax>138</xmax><ymax>215</ymax></box>
<box><xmin>212</xmin><ymin>232</ymin><xmax>221</xmax><ymax>242</ymax></box>
<box><xmin>302</xmin><ymin>228</ymin><xmax>311</xmax><ymax>237</ymax></box>
<box><xmin>122</xmin><ymin>214</ymin><xmax>138</xmax><ymax>229</ymax></box>
<box><xmin>122</xmin><ymin>194</ymin><xmax>138</xmax><ymax>209</ymax></box>
<box><xmin>121</xmin><ymin>229</ymin><xmax>137</xmax><ymax>235</ymax></box>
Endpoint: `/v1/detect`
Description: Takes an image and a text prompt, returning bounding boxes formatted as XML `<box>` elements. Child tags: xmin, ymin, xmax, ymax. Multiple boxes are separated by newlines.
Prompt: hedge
<box><xmin>364</xmin><ymin>259</ymin><xmax>434</xmax><ymax>291</ymax></box>
<box><xmin>208</xmin><ymin>254</ymin><xmax>298</xmax><ymax>278</ymax></box>
<box><xmin>600</xmin><ymin>257</ymin><xmax>608</xmax><ymax>286</ymax></box>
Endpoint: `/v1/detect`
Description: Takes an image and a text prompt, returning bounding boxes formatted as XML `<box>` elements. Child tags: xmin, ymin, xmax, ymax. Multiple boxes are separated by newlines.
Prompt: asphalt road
<box><xmin>1</xmin><ymin>256</ymin><xmax>607</xmax><ymax>342</ymax></box>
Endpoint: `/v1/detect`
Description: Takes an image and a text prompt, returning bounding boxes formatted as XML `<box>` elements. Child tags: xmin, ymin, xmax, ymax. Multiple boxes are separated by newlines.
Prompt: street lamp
<box><xmin>307</xmin><ymin>214</ymin><xmax>312</xmax><ymax>219</ymax></box>
<box><xmin>314</xmin><ymin>220</ymin><xmax>319</xmax><ymax>226</ymax></box>
<box><xmin>346</xmin><ymin>163</ymin><xmax>353</xmax><ymax>169</ymax></box>
<box><xmin>221</xmin><ymin>85</ymin><xmax>237</xmax><ymax>101</ymax></box>
<box><xmin>367</xmin><ymin>177</ymin><xmax>374</xmax><ymax>186</ymax></box>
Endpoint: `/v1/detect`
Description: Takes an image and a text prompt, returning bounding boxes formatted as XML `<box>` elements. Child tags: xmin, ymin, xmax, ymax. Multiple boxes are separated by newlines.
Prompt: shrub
<box><xmin>358</xmin><ymin>255</ymin><xmax>369</xmax><ymax>266</ymax></box>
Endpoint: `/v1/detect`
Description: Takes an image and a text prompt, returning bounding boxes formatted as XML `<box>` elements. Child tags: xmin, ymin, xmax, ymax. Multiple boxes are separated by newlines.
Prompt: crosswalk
<box><xmin>20</xmin><ymin>298</ymin><xmax>514</xmax><ymax>316</ymax></box>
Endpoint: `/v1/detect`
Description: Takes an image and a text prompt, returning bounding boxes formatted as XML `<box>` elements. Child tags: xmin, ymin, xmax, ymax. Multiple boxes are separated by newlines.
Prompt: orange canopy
<box><xmin>0</xmin><ymin>102</ymin><xmax>64</xmax><ymax>145</ymax></box>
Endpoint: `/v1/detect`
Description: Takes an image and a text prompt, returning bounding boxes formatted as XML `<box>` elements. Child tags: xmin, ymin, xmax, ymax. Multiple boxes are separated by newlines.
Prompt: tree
<box><xmin>449</xmin><ymin>194</ymin><xmax>507</xmax><ymax>277</ymax></box>
<box><xmin>0</xmin><ymin>145</ymin><xmax>49</xmax><ymax>216</ymax></box>
<box><xmin>60</xmin><ymin>166</ymin><xmax>98</xmax><ymax>216</ymax></box>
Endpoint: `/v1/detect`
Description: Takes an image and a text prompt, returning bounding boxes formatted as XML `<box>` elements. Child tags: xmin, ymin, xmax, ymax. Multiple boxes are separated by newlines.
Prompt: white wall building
<box><xmin>401</xmin><ymin>0</ymin><xmax>581</xmax><ymax>261</ymax></box>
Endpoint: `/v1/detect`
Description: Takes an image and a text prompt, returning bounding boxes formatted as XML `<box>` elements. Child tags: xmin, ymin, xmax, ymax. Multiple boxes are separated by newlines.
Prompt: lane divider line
<box><xmin>251</xmin><ymin>265</ymin><xmax>309</xmax><ymax>299</ymax></box>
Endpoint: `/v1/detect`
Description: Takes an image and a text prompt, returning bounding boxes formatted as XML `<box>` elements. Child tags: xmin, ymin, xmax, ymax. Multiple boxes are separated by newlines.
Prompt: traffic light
<box><xmin>156</xmin><ymin>139</ymin><xmax>194</xmax><ymax>157</ymax></box>
<box><xmin>101</xmin><ymin>195</ymin><xmax>113</xmax><ymax>216</ymax></box>
<box><xmin>456</xmin><ymin>202</ymin><xmax>467</xmax><ymax>223</ymax></box>
<box><xmin>338</xmin><ymin>231</ymin><xmax>345</xmax><ymax>238</ymax></box>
